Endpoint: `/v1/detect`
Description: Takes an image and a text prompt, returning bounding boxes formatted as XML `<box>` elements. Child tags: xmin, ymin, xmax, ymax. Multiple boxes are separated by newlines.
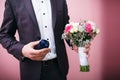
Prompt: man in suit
<box><xmin>0</xmin><ymin>0</ymin><xmax>90</xmax><ymax>80</ymax></box>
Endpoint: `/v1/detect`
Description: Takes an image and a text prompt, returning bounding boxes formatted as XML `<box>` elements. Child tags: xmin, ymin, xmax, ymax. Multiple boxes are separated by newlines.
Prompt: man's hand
<box><xmin>72</xmin><ymin>43</ymin><xmax>91</xmax><ymax>57</ymax></box>
<box><xmin>22</xmin><ymin>41</ymin><xmax>51</xmax><ymax>61</ymax></box>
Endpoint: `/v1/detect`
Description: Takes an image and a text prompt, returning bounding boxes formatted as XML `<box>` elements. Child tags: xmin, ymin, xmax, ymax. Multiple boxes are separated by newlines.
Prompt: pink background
<box><xmin>0</xmin><ymin>0</ymin><xmax>120</xmax><ymax>80</ymax></box>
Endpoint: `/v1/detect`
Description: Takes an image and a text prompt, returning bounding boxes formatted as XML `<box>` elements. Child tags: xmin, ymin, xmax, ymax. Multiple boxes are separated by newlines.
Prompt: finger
<box><xmin>84</xmin><ymin>47</ymin><xmax>90</xmax><ymax>54</ymax></box>
<box><xmin>30</xmin><ymin>56</ymin><xmax>44</xmax><ymax>61</ymax></box>
<box><xmin>87</xmin><ymin>42</ymin><xmax>91</xmax><ymax>46</ymax></box>
<box><xmin>30</xmin><ymin>48</ymin><xmax>50</xmax><ymax>61</ymax></box>
<box><xmin>31</xmin><ymin>53</ymin><xmax>45</xmax><ymax>59</ymax></box>
<box><xmin>32</xmin><ymin>48</ymin><xmax>51</xmax><ymax>55</ymax></box>
<box><xmin>30</xmin><ymin>41</ymin><xmax>40</xmax><ymax>47</ymax></box>
<box><xmin>72</xmin><ymin>45</ymin><xmax>78</xmax><ymax>50</ymax></box>
<box><xmin>38</xmin><ymin>48</ymin><xmax>51</xmax><ymax>54</ymax></box>
<box><xmin>74</xmin><ymin>49</ymin><xmax>78</xmax><ymax>53</ymax></box>
<box><xmin>85</xmin><ymin>44</ymin><xmax>89</xmax><ymax>48</ymax></box>
<box><xmin>86</xmin><ymin>54</ymin><xmax>90</xmax><ymax>58</ymax></box>
<box><xmin>29</xmin><ymin>50</ymin><xmax>48</xmax><ymax>60</ymax></box>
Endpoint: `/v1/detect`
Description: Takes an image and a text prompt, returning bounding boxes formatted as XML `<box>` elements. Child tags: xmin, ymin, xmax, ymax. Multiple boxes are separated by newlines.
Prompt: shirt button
<box><xmin>41</xmin><ymin>1</ymin><xmax>43</xmax><ymax>3</ymax></box>
<box><xmin>45</xmin><ymin>26</ymin><xmax>47</xmax><ymax>28</ymax></box>
<box><xmin>47</xmin><ymin>38</ymin><xmax>49</xmax><ymax>40</ymax></box>
<box><xmin>43</xmin><ymin>13</ymin><xmax>45</xmax><ymax>15</ymax></box>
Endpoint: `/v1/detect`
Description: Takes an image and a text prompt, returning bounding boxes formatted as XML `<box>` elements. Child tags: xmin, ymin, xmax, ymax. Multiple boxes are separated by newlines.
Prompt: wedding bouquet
<box><xmin>62</xmin><ymin>20</ymin><xmax>100</xmax><ymax>72</ymax></box>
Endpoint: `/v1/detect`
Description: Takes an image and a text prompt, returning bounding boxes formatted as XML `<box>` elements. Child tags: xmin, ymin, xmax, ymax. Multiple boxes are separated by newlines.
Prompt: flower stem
<box><xmin>80</xmin><ymin>65</ymin><xmax>90</xmax><ymax>72</ymax></box>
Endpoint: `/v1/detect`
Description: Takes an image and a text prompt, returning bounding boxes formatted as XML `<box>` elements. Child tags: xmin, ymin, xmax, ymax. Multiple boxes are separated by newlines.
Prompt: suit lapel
<box><xmin>51</xmin><ymin>0</ymin><xmax>57</xmax><ymax>29</ymax></box>
<box><xmin>23</xmin><ymin>0</ymin><xmax>38</xmax><ymax>28</ymax></box>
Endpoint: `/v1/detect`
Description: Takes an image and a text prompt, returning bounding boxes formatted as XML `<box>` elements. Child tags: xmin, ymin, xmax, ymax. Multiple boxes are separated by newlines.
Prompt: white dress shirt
<box><xmin>31</xmin><ymin>0</ymin><xmax>57</xmax><ymax>61</ymax></box>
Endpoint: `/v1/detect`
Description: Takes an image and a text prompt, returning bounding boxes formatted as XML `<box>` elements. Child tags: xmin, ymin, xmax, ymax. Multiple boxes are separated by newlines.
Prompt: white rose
<box><xmin>70</xmin><ymin>28</ymin><xmax>74</xmax><ymax>33</ymax></box>
<box><xmin>92</xmin><ymin>26</ymin><xmax>97</xmax><ymax>32</ymax></box>
<box><xmin>70</xmin><ymin>27</ymin><xmax>78</xmax><ymax>33</ymax></box>
<box><xmin>78</xmin><ymin>26</ymin><xmax>84</xmax><ymax>32</ymax></box>
<box><xmin>96</xmin><ymin>28</ymin><xmax>100</xmax><ymax>34</ymax></box>
<box><xmin>73</xmin><ymin>27</ymin><xmax>78</xmax><ymax>32</ymax></box>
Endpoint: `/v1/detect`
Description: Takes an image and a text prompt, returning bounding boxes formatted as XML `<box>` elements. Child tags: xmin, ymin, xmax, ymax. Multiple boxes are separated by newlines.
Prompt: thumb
<box><xmin>30</xmin><ymin>40</ymin><xmax>40</xmax><ymax>47</ymax></box>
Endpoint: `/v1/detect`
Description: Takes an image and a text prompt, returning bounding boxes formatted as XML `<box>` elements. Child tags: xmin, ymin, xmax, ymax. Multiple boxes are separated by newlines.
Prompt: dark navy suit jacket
<box><xmin>0</xmin><ymin>0</ymin><xmax>69</xmax><ymax>80</ymax></box>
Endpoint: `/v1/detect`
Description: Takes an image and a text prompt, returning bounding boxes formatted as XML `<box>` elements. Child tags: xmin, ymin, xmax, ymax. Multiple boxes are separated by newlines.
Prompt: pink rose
<box><xmin>65</xmin><ymin>24</ymin><xmax>73</xmax><ymax>33</ymax></box>
<box><xmin>86</xmin><ymin>23</ymin><xmax>92</xmax><ymax>33</ymax></box>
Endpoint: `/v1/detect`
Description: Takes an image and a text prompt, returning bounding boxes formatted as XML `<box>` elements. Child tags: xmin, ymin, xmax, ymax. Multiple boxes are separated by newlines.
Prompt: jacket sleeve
<box><xmin>63</xmin><ymin>0</ymin><xmax>72</xmax><ymax>47</ymax></box>
<box><xmin>0</xmin><ymin>0</ymin><xmax>25</xmax><ymax>61</ymax></box>
<box><xmin>63</xmin><ymin>0</ymin><xmax>69</xmax><ymax>25</ymax></box>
